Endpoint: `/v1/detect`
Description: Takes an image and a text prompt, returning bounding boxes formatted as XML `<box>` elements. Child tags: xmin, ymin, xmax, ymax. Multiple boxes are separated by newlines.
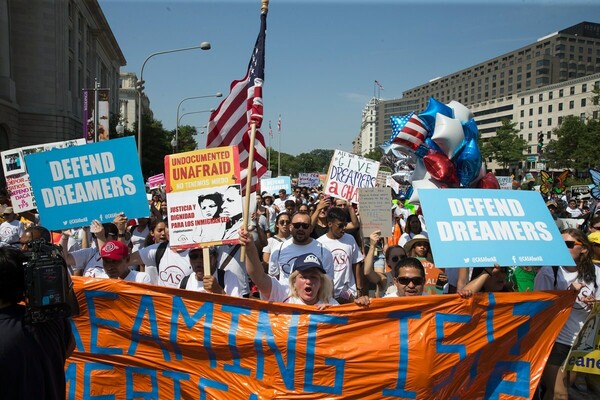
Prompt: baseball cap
<box><xmin>100</xmin><ymin>240</ymin><xmax>129</xmax><ymax>261</ymax></box>
<box><xmin>588</xmin><ymin>232</ymin><xmax>600</xmax><ymax>245</ymax></box>
<box><xmin>292</xmin><ymin>253</ymin><xmax>326</xmax><ymax>274</ymax></box>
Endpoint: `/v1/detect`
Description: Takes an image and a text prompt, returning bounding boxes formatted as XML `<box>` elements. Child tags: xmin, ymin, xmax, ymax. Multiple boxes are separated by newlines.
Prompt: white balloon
<box><xmin>447</xmin><ymin>100</ymin><xmax>474</xmax><ymax>123</ymax></box>
<box><xmin>432</xmin><ymin>113</ymin><xmax>465</xmax><ymax>159</ymax></box>
<box><xmin>409</xmin><ymin>158</ymin><xmax>428</xmax><ymax>183</ymax></box>
<box><xmin>408</xmin><ymin>178</ymin><xmax>443</xmax><ymax>204</ymax></box>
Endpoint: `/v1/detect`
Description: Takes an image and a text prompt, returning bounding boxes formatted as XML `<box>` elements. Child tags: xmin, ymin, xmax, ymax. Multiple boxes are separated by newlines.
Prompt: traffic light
<box><xmin>537</xmin><ymin>132</ymin><xmax>544</xmax><ymax>155</ymax></box>
<box><xmin>135</xmin><ymin>80</ymin><xmax>145</xmax><ymax>92</ymax></box>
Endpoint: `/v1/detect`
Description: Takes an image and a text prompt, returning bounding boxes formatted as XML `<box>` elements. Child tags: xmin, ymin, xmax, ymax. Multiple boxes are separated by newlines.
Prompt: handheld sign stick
<box><xmin>203</xmin><ymin>247</ymin><xmax>210</xmax><ymax>277</ymax></box>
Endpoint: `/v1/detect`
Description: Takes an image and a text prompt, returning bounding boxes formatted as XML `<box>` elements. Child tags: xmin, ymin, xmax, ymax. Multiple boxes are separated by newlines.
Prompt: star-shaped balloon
<box><xmin>418</xmin><ymin>97</ymin><xmax>453</xmax><ymax>133</ymax></box>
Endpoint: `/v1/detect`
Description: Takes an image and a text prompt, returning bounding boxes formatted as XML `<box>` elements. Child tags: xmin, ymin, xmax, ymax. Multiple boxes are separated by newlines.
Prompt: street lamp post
<box><xmin>136</xmin><ymin>42</ymin><xmax>211</xmax><ymax>162</ymax></box>
<box><xmin>175</xmin><ymin>93</ymin><xmax>222</xmax><ymax>153</ymax></box>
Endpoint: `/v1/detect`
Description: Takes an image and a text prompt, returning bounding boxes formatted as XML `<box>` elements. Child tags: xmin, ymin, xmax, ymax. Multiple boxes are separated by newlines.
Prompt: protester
<box><xmin>61</xmin><ymin>221</ymin><xmax>119</xmax><ymax>278</ymax></box>
<box><xmin>0</xmin><ymin>207</ymin><xmax>24</xmax><ymax>248</ymax></box>
<box><xmin>100</xmin><ymin>240</ymin><xmax>151</xmax><ymax>283</ymax></box>
<box><xmin>263</xmin><ymin>212</ymin><xmax>291</xmax><ymax>273</ymax></box>
<box><xmin>179</xmin><ymin>247</ymin><xmax>241</xmax><ymax>296</ymax></box>
<box><xmin>385</xmin><ymin>257</ymin><xmax>426</xmax><ymax>297</ymax></box>
<box><xmin>262</xmin><ymin>192</ymin><xmax>279</xmax><ymax>233</ymax></box>
<box><xmin>566</xmin><ymin>199</ymin><xmax>583</xmax><ymax>218</ymax></box>
<box><xmin>268</xmin><ymin>211</ymin><xmax>334</xmax><ymax>285</ymax></box>
<box><xmin>143</xmin><ymin>219</ymin><xmax>168</xmax><ymax>248</ymax></box>
<box><xmin>273</xmin><ymin>188</ymin><xmax>290</xmax><ymax>210</ymax></box>
<box><xmin>588</xmin><ymin>215</ymin><xmax>600</xmax><ymax>234</ymax></box>
<box><xmin>589</xmin><ymin>231</ymin><xmax>600</xmax><ymax>268</ymax></box>
<box><xmin>398</xmin><ymin>214</ymin><xmax>428</xmax><ymax>247</ymax></box>
<box><xmin>535</xmin><ymin>228</ymin><xmax>600</xmax><ymax>400</ymax></box>
<box><xmin>310</xmin><ymin>196</ymin><xmax>331</xmax><ymax>239</ymax></box>
<box><xmin>363</xmin><ymin>230</ymin><xmax>406</xmax><ymax>297</ymax></box>
<box><xmin>461</xmin><ymin>265</ymin><xmax>513</xmax><ymax>294</ymax></box>
<box><xmin>403</xmin><ymin>234</ymin><xmax>447</xmax><ymax>294</ymax></box>
<box><xmin>241</xmin><ymin>228</ymin><xmax>370</xmax><ymax>307</ymax></box>
<box><xmin>128</xmin><ymin>217</ymin><xmax>150</xmax><ymax>254</ymax></box>
<box><xmin>0</xmin><ymin>247</ymin><xmax>75</xmax><ymax>399</ymax></box>
<box><xmin>317</xmin><ymin>207</ymin><xmax>364</xmax><ymax>303</ymax></box>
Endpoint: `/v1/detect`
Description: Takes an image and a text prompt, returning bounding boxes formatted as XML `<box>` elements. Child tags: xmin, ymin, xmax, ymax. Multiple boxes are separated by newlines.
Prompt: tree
<box><xmin>172</xmin><ymin>125</ymin><xmax>198</xmax><ymax>153</ymax></box>
<box><xmin>479</xmin><ymin>119</ymin><xmax>527</xmax><ymax>170</ymax></box>
<box><xmin>544</xmin><ymin>115</ymin><xmax>600</xmax><ymax>175</ymax></box>
<box><xmin>363</xmin><ymin>147</ymin><xmax>383</xmax><ymax>163</ymax></box>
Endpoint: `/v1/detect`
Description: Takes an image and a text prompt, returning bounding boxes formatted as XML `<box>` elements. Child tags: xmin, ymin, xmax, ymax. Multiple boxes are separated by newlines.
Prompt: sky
<box><xmin>98</xmin><ymin>0</ymin><xmax>600</xmax><ymax>156</ymax></box>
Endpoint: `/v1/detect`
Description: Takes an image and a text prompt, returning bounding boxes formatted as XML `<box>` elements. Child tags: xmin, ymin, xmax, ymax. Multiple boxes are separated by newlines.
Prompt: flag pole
<box><xmin>241</xmin><ymin>0</ymin><xmax>269</xmax><ymax>262</ymax></box>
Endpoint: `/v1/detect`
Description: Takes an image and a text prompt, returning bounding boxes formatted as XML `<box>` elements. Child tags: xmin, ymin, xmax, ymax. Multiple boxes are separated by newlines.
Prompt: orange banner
<box><xmin>67</xmin><ymin>277</ymin><xmax>575</xmax><ymax>399</ymax></box>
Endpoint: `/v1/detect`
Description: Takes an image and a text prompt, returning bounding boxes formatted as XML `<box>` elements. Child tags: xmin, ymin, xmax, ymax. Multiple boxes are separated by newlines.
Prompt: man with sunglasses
<box><xmin>385</xmin><ymin>257</ymin><xmax>425</xmax><ymax>297</ymax></box>
<box><xmin>317</xmin><ymin>207</ymin><xmax>363</xmax><ymax>303</ymax></box>
<box><xmin>269</xmin><ymin>211</ymin><xmax>334</xmax><ymax>287</ymax></box>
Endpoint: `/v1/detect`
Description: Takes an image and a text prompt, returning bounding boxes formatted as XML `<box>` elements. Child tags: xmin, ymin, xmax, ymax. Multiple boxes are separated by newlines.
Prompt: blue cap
<box><xmin>293</xmin><ymin>253</ymin><xmax>326</xmax><ymax>274</ymax></box>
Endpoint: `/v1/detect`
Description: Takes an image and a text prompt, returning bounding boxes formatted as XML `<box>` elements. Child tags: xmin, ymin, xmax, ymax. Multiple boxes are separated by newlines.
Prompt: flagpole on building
<box><xmin>268</xmin><ymin>120</ymin><xmax>271</xmax><ymax>171</ymax></box>
<box><xmin>277</xmin><ymin>114</ymin><xmax>281</xmax><ymax>176</ymax></box>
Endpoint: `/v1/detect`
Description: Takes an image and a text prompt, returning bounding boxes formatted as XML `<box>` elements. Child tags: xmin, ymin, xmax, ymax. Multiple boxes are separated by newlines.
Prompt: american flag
<box><xmin>391</xmin><ymin>112</ymin><xmax>428</xmax><ymax>153</ymax></box>
<box><xmin>206</xmin><ymin>12</ymin><xmax>268</xmax><ymax>192</ymax></box>
<box><xmin>375</xmin><ymin>80</ymin><xmax>384</xmax><ymax>90</ymax></box>
<box><xmin>269</xmin><ymin>120</ymin><xmax>273</xmax><ymax>137</ymax></box>
<box><xmin>277</xmin><ymin>115</ymin><xmax>281</xmax><ymax>132</ymax></box>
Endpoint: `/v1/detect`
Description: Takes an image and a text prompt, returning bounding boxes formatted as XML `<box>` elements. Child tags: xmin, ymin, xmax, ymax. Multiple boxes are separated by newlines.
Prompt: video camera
<box><xmin>22</xmin><ymin>239</ymin><xmax>72</xmax><ymax>324</ymax></box>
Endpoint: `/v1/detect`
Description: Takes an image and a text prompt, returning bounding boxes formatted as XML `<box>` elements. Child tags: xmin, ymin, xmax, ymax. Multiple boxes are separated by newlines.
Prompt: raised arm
<box><xmin>239</xmin><ymin>227</ymin><xmax>273</xmax><ymax>298</ymax></box>
<box><xmin>363</xmin><ymin>230</ymin><xmax>386</xmax><ymax>286</ymax></box>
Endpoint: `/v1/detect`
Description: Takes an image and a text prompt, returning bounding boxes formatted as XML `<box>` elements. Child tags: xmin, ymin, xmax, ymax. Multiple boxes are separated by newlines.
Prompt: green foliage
<box><xmin>544</xmin><ymin>115</ymin><xmax>600</xmax><ymax>175</ymax></box>
<box><xmin>266</xmin><ymin>148</ymin><xmax>333</xmax><ymax>177</ymax></box>
<box><xmin>363</xmin><ymin>147</ymin><xmax>383</xmax><ymax>162</ymax></box>
<box><xmin>173</xmin><ymin>125</ymin><xmax>199</xmax><ymax>153</ymax></box>
<box><xmin>479</xmin><ymin>119</ymin><xmax>527</xmax><ymax>169</ymax></box>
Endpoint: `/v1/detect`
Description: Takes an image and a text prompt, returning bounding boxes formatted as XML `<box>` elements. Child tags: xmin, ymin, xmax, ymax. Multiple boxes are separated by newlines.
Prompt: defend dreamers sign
<box><xmin>418</xmin><ymin>188</ymin><xmax>575</xmax><ymax>268</ymax></box>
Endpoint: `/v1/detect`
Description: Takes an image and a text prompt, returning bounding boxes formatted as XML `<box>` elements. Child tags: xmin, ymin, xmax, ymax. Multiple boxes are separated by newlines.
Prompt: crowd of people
<box><xmin>1</xmin><ymin>183</ymin><xmax>600</xmax><ymax>398</ymax></box>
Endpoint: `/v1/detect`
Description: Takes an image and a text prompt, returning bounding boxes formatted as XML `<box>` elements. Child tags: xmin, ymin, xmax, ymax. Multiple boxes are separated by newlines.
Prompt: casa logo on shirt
<box><xmin>160</xmin><ymin>265</ymin><xmax>187</xmax><ymax>287</ymax></box>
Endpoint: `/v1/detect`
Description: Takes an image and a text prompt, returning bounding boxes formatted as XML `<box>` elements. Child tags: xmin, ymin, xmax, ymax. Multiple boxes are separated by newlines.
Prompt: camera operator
<box><xmin>0</xmin><ymin>245</ymin><xmax>76</xmax><ymax>399</ymax></box>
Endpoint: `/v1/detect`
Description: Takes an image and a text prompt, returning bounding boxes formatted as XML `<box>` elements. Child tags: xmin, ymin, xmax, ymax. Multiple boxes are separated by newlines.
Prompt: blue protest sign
<box><xmin>26</xmin><ymin>137</ymin><xmax>149</xmax><ymax>230</ymax></box>
<box><xmin>260</xmin><ymin>176</ymin><xmax>291</xmax><ymax>195</ymax></box>
<box><xmin>418</xmin><ymin>188</ymin><xmax>575</xmax><ymax>268</ymax></box>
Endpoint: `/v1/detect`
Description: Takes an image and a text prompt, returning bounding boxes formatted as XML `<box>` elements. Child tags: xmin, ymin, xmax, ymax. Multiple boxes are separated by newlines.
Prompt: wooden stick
<box><xmin>240</xmin><ymin>123</ymin><xmax>258</xmax><ymax>262</ymax></box>
<box><xmin>203</xmin><ymin>247</ymin><xmax>210</xmax><ymax>277</ymax></box>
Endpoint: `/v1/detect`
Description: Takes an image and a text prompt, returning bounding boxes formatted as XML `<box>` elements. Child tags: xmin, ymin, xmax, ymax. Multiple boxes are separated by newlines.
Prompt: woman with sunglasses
<box><xmin>534</xmin><ymin>228</ymin><xmax>599</xmax><ymax>400</ymax></box>
<box><xmin>263</xmin><ymin>213</ymin><xmax>292</xmax><ymax>276</ymax></box>
<box><xmin>363</xmin><ymin>230</ymin><xmax>407</xmax><ymax>297</ymax></box>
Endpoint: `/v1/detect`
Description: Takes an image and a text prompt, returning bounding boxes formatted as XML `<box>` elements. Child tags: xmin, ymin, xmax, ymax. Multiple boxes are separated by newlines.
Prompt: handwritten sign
<box><xmin>66</xmin><ymin>277</ymin><xmax>575</xmax><ymax>399</ymax></box>
<box><xmin>260</xmin><ymin>176</ymin><xmax>291</xmax><ymax>195</ymax></box>
<box><xmin>298</xmin><ymin>173</ymin><xmax>320</xmax><ymax>188</ymax></box>
<box><xmin>164</xmin><ymin>146</ymin><xmax>241</xmax><ymax>249</ymax></box>
<box><xmin>324</xmin><ymin>150</ymin><xmax>379</xmax><ymax>204</ymax></box>
<box><xmin>418</xmin><ymin>188</ymin><xmax>575</xmax><ymax>268</ymax></box>
<box><xmin>358</xmin><ymin>187</ymin><xmax>393</xmax><ymax>237</ymax></box>
<box><xmin>26</xmin><ymin>137</ymin><xmax>148</xmax><ymax>230</ymax></box>
<box><xmin>496</xmin><ymin>176</ymin><xmax>513</xmax><ymax>190</ymax></box>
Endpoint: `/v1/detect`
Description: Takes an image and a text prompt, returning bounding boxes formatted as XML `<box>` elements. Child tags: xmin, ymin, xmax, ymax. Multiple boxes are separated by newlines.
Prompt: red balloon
<box><xmin>423</xmin><ymin>152</ymin><xmax>459</xmax><ymax>185</ymax></box>
<box><xmin>477</xmin><ymin>172</ymin><xmax>500</xmax><ymax>189</ymax></box>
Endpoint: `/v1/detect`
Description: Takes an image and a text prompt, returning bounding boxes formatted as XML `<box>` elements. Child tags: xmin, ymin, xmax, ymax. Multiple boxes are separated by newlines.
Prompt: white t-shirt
<box><xmin>0</xmin><ymin>220</ymin><xmax>24</xmax><ymax>247</ymax></box>
<box><xmin>216</xmin><ymin>245</ymin><xmax>250</xmax><ymax>296</ymax></box>
<box><xmin>317</xmin><ymin>233</ymin><xmax>364</xmax><ymax>298</ymax></box>
<box><xmin>71</xmin><ymin>248</ymin><xmax>108</xmax><ymax>278</ymax></box>
<box><xmin>183</xmin><ymin>270</ymin><xmax>241</xmax><ymax>297</ymax></box>
<box><xmin>263</xmin><ymin>236</ymin><xmax>288</xmax><ymax>276</ymax></box>
<box><xmin>265</xmin><ymin>275</ymin><xmax>338</xmax><ymax>305</ymax></box>
<box><xmin>566</xmin><ymin>206</ymin><xmax>583</xmax><ymax>218</ymax></box>
<box><xmin>139</xmin><ymin>243</ymin><xmax>192</xmax><ymax>288</ymax></box>
<box><xmin>123</xmin><ymin>270</ymin><xmax>152</xmax><ymax>284</ymax></box>
<box><xmin>66</xmin><ymin>228</ymin><xmax>92</xmax><ymax>253</ymax></box>
<box><xmin>534</xmin><ymin>265</ymin><xmax>600</xmax><ymax>346</ymax></box>
<box><xmin>130</xmin><ymin>225</ymin><xmax>150</xmax><ymax>253</ymax></box>
<box><xmin>269</xmin><ymin>238</ymin><xmax>334</xmax><ymax>287</ymax></box>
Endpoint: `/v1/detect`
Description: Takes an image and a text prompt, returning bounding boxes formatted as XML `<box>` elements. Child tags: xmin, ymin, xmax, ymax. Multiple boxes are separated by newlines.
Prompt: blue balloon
<box><xmin>454</xmin><ymin>138</ymin><xmax>482</xmax><ymax>187</ymax></box>
<box><xmin>463</xmin><ymin>118</ymin><xmax>479</xmax><ymax>141</ymax></box>
<box><xmin>390</xmin><ymin>113</ymin><xmax>414</xmax><ymax>141</ymax></box>
<box><xmin>418</xmin><ymin>97</ymin><xmax>454</xmax><ymax>133</ymax></box>
<box><xmin>424</xmin><ymin>137</ymin><xmax>443</xmax><ymax>154</ymax></box>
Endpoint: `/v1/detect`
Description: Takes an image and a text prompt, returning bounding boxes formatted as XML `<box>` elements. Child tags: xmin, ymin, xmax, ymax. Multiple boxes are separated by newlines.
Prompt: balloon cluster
<box><xmin>382</xmin><ymin>97</ymin><xmax>499</xmax><ymax>203</ymax></box>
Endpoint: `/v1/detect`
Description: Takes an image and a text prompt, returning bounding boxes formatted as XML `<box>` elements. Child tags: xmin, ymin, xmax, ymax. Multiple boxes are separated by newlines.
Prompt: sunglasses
<box><xmin>279</xmin><ymin>220</ymin><xmax>291</xmax><ymax>225</ymax></box>
<box><xmin>592</xmin><ymin>226</ymin><xmax>600</xmax><ymax>230</ymax></box>
<box><xmin>565</xmin><ymin>240</ymin><xmax>583</xmax><ymax>249</ymax></box>
<box><xmin>396</xmin><ymin>276</ymin><xmax>424</xmax><ymax>286</ymax></box>
<box><xmin>336</xmin><ymin>222</ymin><xmax>347</xmax><ymax>229</ymax></box>
<box><xmin>389</xmin><ymin>254</ymin><xmax>407</xmax><ymax>264</ymax></box>
<box><xmin>292</xmin><ymin>222</ymin><xmax>310</xmax><ymax>229</ymax></box>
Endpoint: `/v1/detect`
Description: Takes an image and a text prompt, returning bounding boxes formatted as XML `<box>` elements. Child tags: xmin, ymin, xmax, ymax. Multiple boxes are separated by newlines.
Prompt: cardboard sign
<box><xmin>164</xmin><ymin>146</ymin><xmax>241</xmax><ymax>249</ymax></box>
<box><xmin>570</xmin><ymin>185</ymin><xmax>591</xmax><ymax>200</ymax></box>
<box><xmin>26</xmin><ymin>137</ymin><xmax>148</xmax><ymax>230</ymax></box>
<box><xmin>297</xmin><ymin>172</ymin><xmax>320</xmax><ymax>188</ymax></box>
<box><xmin>496</xmin><ymin>176</ymin><xmax>513</xmax><ymax>190</ymax></box>
<box><xmin>260</xmin><ymin>176</ymin><xmax>291</xmax><ymax>195</ymax></box>
<box><xmin>418</xmin><ymin>189</ymin><xmax>575</xmax><ymax>268</ymax></box>
<box><xmin>376</xmin><ymin>170</ymin><xmax>391</xmax><ymax>187</ymax></box>
<box><xmin>5</xmin><ymin>174</ymin><xmax>35</xmax><ymax>213</ymax></box>
<box><xmin>324</xmin><ymin>150</ymin><xmax>379</xmax><ymax>204</ymax></box>
<box><xmin>66</xmin><ymin>277</ymin><xmax>575</xmax><ymax>399</ymax></box>
<box><xmin>358</xmin><ymin>187</ymin><xmax>393</xmax><ymax>238</ymax></box>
